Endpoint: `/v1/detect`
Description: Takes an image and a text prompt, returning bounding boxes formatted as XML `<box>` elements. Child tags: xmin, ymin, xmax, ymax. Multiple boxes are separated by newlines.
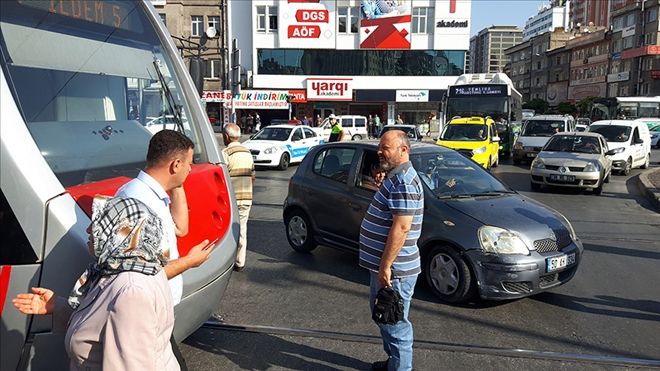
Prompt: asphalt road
<box><xmin>180</xmin><ymin>143</ymin><xmax>660</xmax><ymax>370</ymax></box>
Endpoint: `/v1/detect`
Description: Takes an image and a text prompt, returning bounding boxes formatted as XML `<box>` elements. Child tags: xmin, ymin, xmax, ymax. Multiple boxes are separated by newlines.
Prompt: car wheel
<box><xmin>621</xmin><ymin>157</ymin><xmax>632</xmax><ymax>176</ymax></box>
<box><xmin>593</xmin><ymin>172</ymin><xmax>604</xmax><ymax>195</ymax></box>
<box><xmin>424</xmin><ymin>245</ymin><xmax>474</xmax><ymax>303</ymax></box>
<box><xmin>530</xmin><ymin>181</ymin><xmax>541</xmax><ymax>191</ymax></box>
<box><xmin>352</xmin><ymin>134</ymin><xmax>362</xmax><ymax>141</ymax></box>
<box><xmin>278</xmin><ymin>152</ymin><xmax>290</xmax><ymax>170</ymax></box>
<box><xmin>285</xmin><ymin>209</ymin><xmax>317</xmax><ymax>253</ymax></box>
<box><xmin>493</xmin><ymin>154</ymin><xmax>500</xmax><ymax>167</ymax></box>
<box><xmin>641</xmin><ymin>153</ymin><xmax>650</xmax><ymax>169</ymax></box>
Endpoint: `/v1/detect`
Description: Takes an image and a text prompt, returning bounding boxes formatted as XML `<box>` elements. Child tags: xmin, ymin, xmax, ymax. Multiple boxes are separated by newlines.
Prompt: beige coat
<box><xmin>57</xmin><ymin>270</ymin><xmax>179</xmax><ymax>371</ymax></box>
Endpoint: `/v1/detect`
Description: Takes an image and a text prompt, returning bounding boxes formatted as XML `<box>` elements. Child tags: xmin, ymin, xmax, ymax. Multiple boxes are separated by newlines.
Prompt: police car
<box><xmin>243</xmin><ymin>124</ymin><xmax>324</xmax><ymax>170</ymax></box>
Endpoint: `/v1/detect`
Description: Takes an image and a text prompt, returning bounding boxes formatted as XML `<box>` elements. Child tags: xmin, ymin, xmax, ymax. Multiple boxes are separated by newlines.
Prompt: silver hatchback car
<box><xmin>530</xmin><ymin>132</ymin><xmax>613</xmax><ymax>195</ymax></box>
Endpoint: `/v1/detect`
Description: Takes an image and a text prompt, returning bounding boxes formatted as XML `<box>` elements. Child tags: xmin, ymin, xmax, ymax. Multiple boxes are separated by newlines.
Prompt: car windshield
<box><xmin>544</xmin><ymin>135</ymin><xmax>601</xmax><ymax>154</ymax></box>
<box><xmin>521</xmin><ymin>120</ymin><xmax>565</xmax><ymax>137</ymax></box>
<box><xmin>252</xmin><ymin>127</ymin><xmax>292</xmax><ymax>141</ymax></box>
<box><xmin>440</xmin><ymin>124</ymin><xmax>488</xmax><ymax>141</ymax></box>
<box><xmin>412</xmin><ymin>151</ymin><xmax>511</xmax><ymax>199</ymax></box>
<box><xmin>589</xmin><ymin>125</ymin><xmax>631</xmax><ymax>142</ymax></box>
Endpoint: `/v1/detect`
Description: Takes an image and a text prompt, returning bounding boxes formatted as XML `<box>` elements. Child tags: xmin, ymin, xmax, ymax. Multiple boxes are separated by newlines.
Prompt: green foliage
<box><xmin>576</xmin><ymin>96</ymin><xmax>599</xmax><ymax>116</ymax></box>
<box><xmin>523</xmin><ymin>99</ymin><xmax>549</xmax><ymax>114</ymax></box>
<box><xmin>557</xmin><ymin>102</ymin><xmax>577</xmax><ymax>115</ymax></box>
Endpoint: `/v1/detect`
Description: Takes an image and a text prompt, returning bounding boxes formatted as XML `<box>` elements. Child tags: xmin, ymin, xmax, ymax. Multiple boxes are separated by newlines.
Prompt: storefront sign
<box><xmin>448</xmin><ymin>84</ymin><xmax>507</xmax><ymax>97</ymax></box>
<box><xmin>622</xmin><ymin>45</ymin><xmax>660</xmax><ymax>59</ymax></box>
<box><xmin>568</xmin><ymin>83</ymin><xmax>606</xmax><ymax>101</ymax></box>
<box><xmin>288</xmin><ymin>89</ymin><xmax>307</xmax><ymax>103</ymax></box>
<box><xmin>278</xmin><ymin>0</ymin><xmax>335</xmax><ymax>49</ymax></box>
<box><xmin>396</xmin><ymin>90</ymin><xmax>429</xmax><ymax>102</ymax></box>
<box><xmin>359</xmin><ymin>0</ymin><xmax>411</xmax><ymax>49</ymax></box>
<box><xmin>201</xmin><ymin>90</ymin><xmax>299</xmax><ymax>109</ymax></box>
<box><xmin>622</xmin><ymin>25</ymin><xmax>636</xmax><ymax>38</ymax></box>
<box><xmin>306</xmin><ymin>78</ymin><xmax>353</xmax><ymax>101</ymax></box>
<box><xmin>433</xmin><ymin>0</ymin><xmax>471</xmax><ymax>50</ymax></box>
<box><xmin>546</xmin><ymin>81</ymin><xmax>568</xmax><ymax>106</ymax></box>
<box><xmin>607</xmin><ymin>71</ymin><xmax>630</xmax><ymax>82</ymax></box>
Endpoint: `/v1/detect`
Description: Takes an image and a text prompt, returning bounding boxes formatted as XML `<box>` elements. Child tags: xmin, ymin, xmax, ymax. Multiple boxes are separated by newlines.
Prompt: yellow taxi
<box><xmin>436</xmin><ymin>116</ymin><xmax>500</xmax><ymax>169</ymax></box>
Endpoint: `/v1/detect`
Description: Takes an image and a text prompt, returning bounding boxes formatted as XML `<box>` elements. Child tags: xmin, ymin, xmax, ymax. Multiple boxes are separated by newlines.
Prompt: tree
<box><xmin>523</xmin><ymin>99</ymin><xmax>549</xmax><ymax>114</ymax></box>
<box><xmin>576</xmin><ymin>96</ymin><xmax>599</xmax><ymax>117</ymax></box>
<box><xmin>556</xmin><ymin>102</ymin><xmax>577</xmax><ymax>115</ymax></box>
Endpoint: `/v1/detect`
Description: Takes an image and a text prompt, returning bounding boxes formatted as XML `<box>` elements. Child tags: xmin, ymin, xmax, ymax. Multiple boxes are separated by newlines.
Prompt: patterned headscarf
<box><xmin>68</xmin><ymin>196</ymin><xmax>166</xmax><ymax>309</ymax></box>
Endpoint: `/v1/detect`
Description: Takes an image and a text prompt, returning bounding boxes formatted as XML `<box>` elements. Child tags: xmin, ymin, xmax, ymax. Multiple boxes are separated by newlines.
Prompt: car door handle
<box><xmin>348</xmin><ymin>202</ymin><xmax>362</xmax><ymax>211</ymax></box>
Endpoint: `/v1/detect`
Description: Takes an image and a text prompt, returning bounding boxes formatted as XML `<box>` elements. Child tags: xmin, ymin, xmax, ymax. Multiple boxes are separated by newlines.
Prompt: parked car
<box><xmin>379</xmin><ymin>124</ymin><xmax>423</xmax><ymax>141</ymax></box>
<box><xmin>283</xmin><ymin>142</ymin><xmax>583</xmax><ymax>303</ymax></box>
<box><xmin>576</xmin><ymin>117</ymin><xmax>592</xmax><ymax>127</ymax></box>
<box><xmin>513</xmin><ymin>115</ymin><xmax>576</xmax><ymax>165</ymax></box>
<box><xmin>649</xmin><ymin>125</ymin><xmax>660</xmax><ymax>148</ymax></box>
<box><xmin>436</xmin><ymin>116</ymin><xmax>500</xmax><ymax>169</ymax></box>
<box><xmin>530</xmin><ymin>132</ymin><xmax>613</xmax><ymax>195</ymax></box>
<box><xmin>588</xmin><ymin>120</ymin><xmax>651</xmax><ymax>175</ymax></box>
<box><xmin>243</xmin><ymin>124</ymin><xmax>323</xmax><ymax>170</ymax></box>
<box><xmin>576</xmin><ymin>124</ymin><xmax>588</xmax><ymax>132</ymax></box>
<box><xmin>318</xmin><ymin>115</ymin><xmax>369</xmax><ymax>141</ymax></box>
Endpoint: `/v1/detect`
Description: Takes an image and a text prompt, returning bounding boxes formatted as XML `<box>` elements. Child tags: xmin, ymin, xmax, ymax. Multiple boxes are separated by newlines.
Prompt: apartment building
<box><xmin>570</xmin><ymin>0</ymin><xmax>611</xmax><ymax>28</ymax></box>
<box><xmin>566</xmin><ymin>27</ymin><xmax>610</xmax><ymax>101</ymax></box>
<box><xmin>469</xmin><ymin>26</ymin><xmax>523</xmax><ymax>73</ymax></box>
<box><xmin>546</xmin><ymin>45</ymin><xmax>571</xmax><ymax>105</ymax></box>
<box><xmin>523</xmin><ymin>3</ymin><xmax>570</xmax><ymax>41</ymax></box>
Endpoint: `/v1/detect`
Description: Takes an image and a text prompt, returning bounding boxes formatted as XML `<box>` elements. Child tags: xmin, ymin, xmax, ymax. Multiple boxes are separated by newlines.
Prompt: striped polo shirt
<box><xmin>359</xmin><ymin>161</ymin><xmax>424</xmax><ymax>278</ymax></box>
<box><xmin>223</xmin><ymin>142</ymin><xmax>255</xmax><ymax>205</ymax></box>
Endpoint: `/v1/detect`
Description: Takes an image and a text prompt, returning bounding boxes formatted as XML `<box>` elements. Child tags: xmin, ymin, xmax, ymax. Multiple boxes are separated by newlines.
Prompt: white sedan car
<box><xmin>243</xmin><ymin>125</ymin><xmax>324</xmax><ymax>170</ymax></box>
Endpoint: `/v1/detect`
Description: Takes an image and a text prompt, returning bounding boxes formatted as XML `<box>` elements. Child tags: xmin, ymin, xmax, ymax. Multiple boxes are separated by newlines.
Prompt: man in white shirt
<box><xmin>116</xmin><ymin>130</ymin><xmax>214</xmax><ymax>369</ymax></box>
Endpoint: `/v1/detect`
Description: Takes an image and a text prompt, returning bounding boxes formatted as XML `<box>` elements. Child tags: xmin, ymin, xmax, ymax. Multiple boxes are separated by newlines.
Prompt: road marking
<box><xmin>202</xmin><ymin>321</ymin><xmax>660</xmax><ymax>368</ymax></box>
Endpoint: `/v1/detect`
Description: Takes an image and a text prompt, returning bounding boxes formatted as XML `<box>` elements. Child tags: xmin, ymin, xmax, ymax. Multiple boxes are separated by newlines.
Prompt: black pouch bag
<box><xmin>372</xmin><ymin>286</ymin><xmax>404</xmax><ymax>325</ymax></box>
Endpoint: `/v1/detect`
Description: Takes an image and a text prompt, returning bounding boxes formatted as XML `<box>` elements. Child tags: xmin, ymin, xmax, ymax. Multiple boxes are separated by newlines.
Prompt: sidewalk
<box><xmin>638</xmin><ymin>167</ymin><xmax>660</xmax><ymax>211</ymax></box>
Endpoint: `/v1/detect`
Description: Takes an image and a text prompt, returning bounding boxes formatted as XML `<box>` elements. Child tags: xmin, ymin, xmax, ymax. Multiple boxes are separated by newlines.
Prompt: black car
<box><xmin>283</xmin><ymin>142</ymin><xmax>583</xmax><ymax>303</ymax></box>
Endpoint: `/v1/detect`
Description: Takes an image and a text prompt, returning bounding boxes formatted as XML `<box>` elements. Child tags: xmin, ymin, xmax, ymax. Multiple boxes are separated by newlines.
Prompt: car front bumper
<box><xmin>251</xmin><ymin>151</ymin><xmax>282</xmax><ymax>167</ymax></box>
<box><xmin>530</xmin><ymin>168</ymin><xmax>602</xmax><ymax>189</ymax></box>
<box><xmin>513</xmin><ymin>146</ymin><xmax>542</xmax><ymax>161</ymax></box>
<box><xmin>466</xmin><ymin>239</ymin><xmax>583</xmax><ymax>300</ymax></box>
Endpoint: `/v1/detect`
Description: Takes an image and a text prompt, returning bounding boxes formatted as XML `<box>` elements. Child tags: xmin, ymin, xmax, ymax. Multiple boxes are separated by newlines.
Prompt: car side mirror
<box><xmin>492</xmin><ymin>136</ymin><xmax>500</xmax><ymax>142</ymax></box>
<box><xmin>605</xmin><ymin>149</ymin><xmax>616</xmax><ymax>156</ymax></box>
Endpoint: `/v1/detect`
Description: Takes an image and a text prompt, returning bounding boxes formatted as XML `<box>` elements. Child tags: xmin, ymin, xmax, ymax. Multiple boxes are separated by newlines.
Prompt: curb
<box><xmin>637</xmin><ymin>168</ymin><xmax>660</xmax><ymax>212</ymax></box>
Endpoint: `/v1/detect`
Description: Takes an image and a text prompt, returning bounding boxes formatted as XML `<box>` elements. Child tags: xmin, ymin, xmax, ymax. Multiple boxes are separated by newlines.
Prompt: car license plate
<box><xmin>252</xmin><ymin>155</ymin><xmax>256</xmax><ymax>160</ymax></box>
<box><xmin>526</xmin><ymin>152</ymin><xmax>536</xmax><ymax>157</ymax></box>
<box><xmin>550</xmin><ymin>174</ymin><xmax>575</xmax><ymax>182</ymax></box>
<box><xmin>546</xmin><ymin>253</ymin><xmax>575</xmax><ymax>272</ymax></box>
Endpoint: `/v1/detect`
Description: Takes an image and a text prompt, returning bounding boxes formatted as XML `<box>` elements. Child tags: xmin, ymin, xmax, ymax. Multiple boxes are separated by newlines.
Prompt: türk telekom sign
<box><xmin>278</xmin><ymin>0</ymin><xmax>336</xmax><ymax>49</ymax></box>
<box><xmin>306</xmin><ymin>78</ymin><xmax>353</xmax><ymax>101</ymax></box>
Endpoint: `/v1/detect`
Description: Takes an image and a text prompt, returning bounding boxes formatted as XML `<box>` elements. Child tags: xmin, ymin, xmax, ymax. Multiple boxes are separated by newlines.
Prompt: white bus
<box><xmin>591</xmin><ymin>96</ymin><xmax>660</xmax><ymax>120</ymax></box>
<box><xmin>0</xmin><ymin>1</ymin><xmax>238</xmax><ymax>369</ymax></box>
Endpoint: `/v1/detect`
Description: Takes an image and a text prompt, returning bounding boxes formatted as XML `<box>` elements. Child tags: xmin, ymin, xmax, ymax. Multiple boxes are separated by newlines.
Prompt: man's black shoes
<box><xmin>371</xmin><ymin>360</ymin><xmax>388</xmax><ymax>371</ymax></box>
<box><xmin>233</xmin><ymin>265</ymin><xmax>245</xmax><ymax>272</ymax></box>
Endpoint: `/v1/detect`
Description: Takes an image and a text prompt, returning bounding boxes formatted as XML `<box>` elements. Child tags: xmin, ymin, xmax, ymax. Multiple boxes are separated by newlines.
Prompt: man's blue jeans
<box><xmin>369</xmin><ymin>272</ymin><xmax>418</xmax><ymax>371</ymax></box>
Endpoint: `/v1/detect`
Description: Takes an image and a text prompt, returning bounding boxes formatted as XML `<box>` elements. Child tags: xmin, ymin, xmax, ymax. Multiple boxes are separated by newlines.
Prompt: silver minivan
<box><xmin>513</xmin><ymin>115</ymin><xmax>576</xmax><ymax>164</ymax></box>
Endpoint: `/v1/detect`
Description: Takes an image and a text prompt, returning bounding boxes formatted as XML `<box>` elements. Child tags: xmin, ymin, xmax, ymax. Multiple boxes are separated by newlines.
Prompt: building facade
<box><xmin>469</xmin><ymin>26</ymin><xmax>522</xmax><ymax>73</ymax></box>
<box><xmin>506</xmin><ymin>41</ymin><xmax>532</xmax><ymax>102</ymax></box>
<box><xmin>225</xmin><ymin>0</ymin><xmax>472</xmax><ymax>126</ymax></box>
<box><xmin>566</xmin><ymin>28</ymin><xmax>610</xmax><ymax>101</ymax></box>
<box><xmin>546</xmin><ymin>45</ymin><xmax>571</xmax><ymax>105</ymax></box>
<box><xmin>570</xmin><ymin>0</ymin><xmax>611</xmax><ymax>28</ymax></box>
<box><xmin>523</xmin><ymin>3</ymin><xmax>570</xmax><ymax>41</ymax></box>
<box><xmin>152</xmin><ymin>0</ymin><xmax>227</xmax><ymax>123</ymax></box>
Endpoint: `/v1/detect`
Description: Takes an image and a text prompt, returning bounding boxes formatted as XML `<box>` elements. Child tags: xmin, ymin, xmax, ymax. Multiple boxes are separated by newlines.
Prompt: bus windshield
<box><xmin>446</xmin><ymin>97</ymin><xmax>509</xmax><ymax>121</ymax></box>
<box><xmin>0</xmin><ymin>0</ymin><xmax>202</xmax><ymax>187</ymax></box>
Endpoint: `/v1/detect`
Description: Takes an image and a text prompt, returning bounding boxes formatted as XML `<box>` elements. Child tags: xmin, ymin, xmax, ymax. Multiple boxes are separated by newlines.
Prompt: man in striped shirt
<box><xmin>359</xmin><ymin>130</ymin><xmax>424</xmax><ymax>371</ymax></box>
<box><xmin>223</xmin><ymin>123</ymin><xmax>256</xmax><ymax>271</ymax></box>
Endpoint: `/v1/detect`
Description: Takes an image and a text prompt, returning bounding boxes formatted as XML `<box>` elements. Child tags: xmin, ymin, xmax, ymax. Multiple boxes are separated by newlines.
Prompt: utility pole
<box><xmin>231</xmin><ymin>38</ymin><xmax>240</xmax><ymax>123</ymax></box>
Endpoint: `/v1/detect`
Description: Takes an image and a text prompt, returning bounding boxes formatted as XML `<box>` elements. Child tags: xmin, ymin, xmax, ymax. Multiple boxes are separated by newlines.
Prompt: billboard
<box><xmin>359</xmin><ymin>0</ymin><xmax>412</xmax><ymax>49</ymax></box>
<box><xmin>433</xmin><ymin>0</ymin><xmax>471</xmax><ymax>50</ymax></box>
<box><xmin>278</xmin><ymin>0</ymin><xmax>336</xmax><ymax>49</ymax></box>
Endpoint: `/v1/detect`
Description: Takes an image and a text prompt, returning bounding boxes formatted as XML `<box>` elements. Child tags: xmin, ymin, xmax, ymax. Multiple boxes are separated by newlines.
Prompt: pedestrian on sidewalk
<box><xmin>374</xmin><ymin>114</ymin><xmax>382</xmax><ymax>137</ymax></box>
<box><xmin>359</xmin><ymin>130</ymin><xmax>424</xmax><ymax>371</ymax></box>
<box><xmin>223</xmin><ymin>123</ymin><xmax>255</xmax><ymax>272</ymax></box>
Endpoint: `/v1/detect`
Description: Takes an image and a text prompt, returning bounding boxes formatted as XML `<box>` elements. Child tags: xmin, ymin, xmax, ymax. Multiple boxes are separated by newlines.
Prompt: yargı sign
<box><xmin>436</xmin><ymin>20</ymin><xmax>468</xmax><ymax>28</ymax></box>
<box><xmin>306</xmin><ymin>78</ymin><xmax>353</xmax><ymax>101</ymax></box>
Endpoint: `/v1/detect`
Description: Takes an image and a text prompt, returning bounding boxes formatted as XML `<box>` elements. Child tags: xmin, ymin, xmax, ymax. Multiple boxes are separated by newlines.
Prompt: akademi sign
<box><xmin>306</xmin><ymin>78</ymin><xmax>353</xmax><ymax>101</ymax></box>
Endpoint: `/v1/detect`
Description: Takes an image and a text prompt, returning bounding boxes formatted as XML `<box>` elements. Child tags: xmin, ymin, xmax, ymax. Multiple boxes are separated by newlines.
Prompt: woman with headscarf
<box><xmin>12</xmin><ymin>196</ymin><xmax>179</xmax><ymax>371</ymax></box>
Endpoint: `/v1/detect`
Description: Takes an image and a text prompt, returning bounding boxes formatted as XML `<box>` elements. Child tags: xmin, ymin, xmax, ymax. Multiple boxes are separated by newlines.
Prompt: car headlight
<box><xmin>531</xmin><ymin>157</ymin><xmax>545</xmax><ymax>169</ymax></box>
<box><xmin>263</xmin><ymin>146</ymin><xmax>278</xmax><ymax>154</ymax></box>
<box><xmin>472</xmin><ymin>146</ymin><xmax>487</xmax><ymax>155</ymax></box>
<box><xmin>514</xmin><ymin>141</ymin><xmax>523</xmax><ymax>150</ymax></box>
<box><xmin>478</xmin><ymin>226</ymin><xmax>530</xmax><ymax>255</ymax></box>
<box><xmin>558</xmin><ymin>214</ymin><xmax>577</xmax><ymax>241</ymax></box>
<box><xmin>610</xmin><ymin>147</ymin><xmax>625</xmax><ymax>154</ymax></box>
<box><xmin>583</xmin><ymin>161</ymin><xmax>599</xmax><ymax>172</ymax></box>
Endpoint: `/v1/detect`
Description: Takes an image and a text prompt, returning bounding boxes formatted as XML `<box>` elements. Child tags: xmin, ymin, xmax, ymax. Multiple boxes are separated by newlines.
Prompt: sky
<box><xmin>470</xmin><ymin>0</ymin><xmax>549</xmax><ymax>36</ymax></box>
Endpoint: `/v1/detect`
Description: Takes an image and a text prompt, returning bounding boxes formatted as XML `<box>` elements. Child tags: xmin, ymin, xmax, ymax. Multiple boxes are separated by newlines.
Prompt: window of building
<box><xmin>257</xmin><ymin>6</ymin><xmax>266</xmax><ymax>32</ymax></box>
<box><xmin>536</xmin><ymin>61</ymin><xmax>541</xmax><ymax>70</ymax></box>
<box><xmin>412</xmin><ymin>7</ymin><xmax>433</xmax><ymax>34</ymax></box>
<box><xmin>623</xmin><ymin>36</ymin><xmax>634</xmax><ymax>49</ymax></box>
<box><xmin>268</xmin><ymin>6</ymin><xmax>278</xmax><ymax>31</ymax></box>
<box><xmin>204</xmin><ymin>59</ymin><xmax>221</xmax><ymax>79</ymax></box>
<box><xmin>612</xmin><ymin>38</ymin><xmax>623</xmax><ymax>52</ymax></box>
<box><xmin>641</xmin><ymin>83</ymin><xmax>650</xmax><ymax>95</ymax></box>
<box><xmin>626</xmin><ymin>13</ymin><xmax>636</xmax><ymax>27</ymax></box>
<box><xmin>208</xmin><ymin>16</ymin><xmax>220</xmax><ymax>33</ymax></box>
<box><xmin>191</xmin><ymin>15</ymin><xmax>203</xmax><ymax>37</ymax></box>
<box><xmin>644</xmin><ymin>32</ymin><xmax>657</xmax><ymax>45</ymax></box>
<box><xmin>338</xmin><ymin>7</ymin><xmax>359</xmax><ymax>34</ymax></box>
<box><xmin>612</xmin><ymin>16</ymin><xmax>624</xmax><ymax>31</ymax></box>
<box><xmin>159</xmin><ymin>13</ymin><xmax>166</xmax><ymax>26</ymax></box>
<box><xmin>646</xmin><ymin>7</ymin><xmax>659</xmax><ymax>23</ymax></box>
<box><xmin>256</xmin><ymin>6</ymin><xmax>278</xmax><ymax>33</ymax></box>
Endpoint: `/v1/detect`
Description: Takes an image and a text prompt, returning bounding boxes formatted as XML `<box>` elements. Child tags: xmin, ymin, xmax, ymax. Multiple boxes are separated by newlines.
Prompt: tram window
<box><xmin>0</xmin><ymin>189</ymin><xmax>38</xmax><ymax>265</ymax></box>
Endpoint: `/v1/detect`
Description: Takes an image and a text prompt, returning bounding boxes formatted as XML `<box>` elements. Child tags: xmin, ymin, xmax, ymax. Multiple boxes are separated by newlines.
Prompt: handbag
<box><xmin>372</xmin><ymin>286</ymin><xmax>404</xmax><ymax>325</ymax></box>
